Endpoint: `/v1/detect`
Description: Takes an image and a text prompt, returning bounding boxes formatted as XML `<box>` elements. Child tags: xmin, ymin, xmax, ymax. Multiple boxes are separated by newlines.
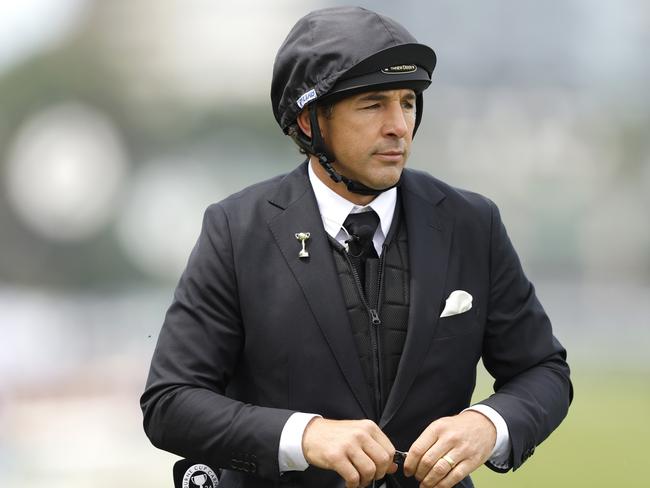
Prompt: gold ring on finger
<box><xmin>441</xmin><ymin>454</ymin><xmax>456</xmax><ymax>468</ymax></box>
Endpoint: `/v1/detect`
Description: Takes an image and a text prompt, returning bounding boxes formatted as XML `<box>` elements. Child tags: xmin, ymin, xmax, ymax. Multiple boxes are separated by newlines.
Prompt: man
<box><xmin>141</xmin><ymin>7</ymin><xmax>572</xmax><ymax>488</ymax></box>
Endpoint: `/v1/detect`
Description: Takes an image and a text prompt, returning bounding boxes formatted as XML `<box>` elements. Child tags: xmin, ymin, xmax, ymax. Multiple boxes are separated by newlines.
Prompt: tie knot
<box><xmin>343</xmin><ymin>209</ymin><xmax>379</xmax><ymax>255</ymax></box>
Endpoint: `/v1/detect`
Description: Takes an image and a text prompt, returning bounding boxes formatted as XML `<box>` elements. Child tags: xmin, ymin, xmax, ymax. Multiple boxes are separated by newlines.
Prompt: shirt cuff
<box><xmin>278</xmin><ymin>412</ymin><xmax>322</xmax><ymax>472</ymax></box>
<box><xmin>463</xmin><ymin>404</ymin><xmax>511</xmax><ymax>469</ymax></box>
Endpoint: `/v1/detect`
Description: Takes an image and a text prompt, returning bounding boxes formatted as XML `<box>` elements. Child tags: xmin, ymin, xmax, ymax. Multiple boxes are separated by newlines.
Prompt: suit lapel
<box><xmin>267</xmin><ymin>163</ymin><xmax>375</xmax><ymax>418</ymax></box>
<box><xmin>380</xmin><ymin>171</ymin><xmax>454</xmax><ymax>427</ymax></box>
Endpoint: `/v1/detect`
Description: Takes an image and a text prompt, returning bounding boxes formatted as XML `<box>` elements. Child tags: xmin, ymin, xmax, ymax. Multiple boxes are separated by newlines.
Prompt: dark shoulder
<box><xmin>205</xmin><ymin>171</ymin><xmax>289</xmax><ymax>215</ymax></box>
<box><xmin>227</xmin><ymin>172</ymin><xmax>288</xmax><ymax>204</ymax></box>
<box><xmin>202</xmin><ymin>163</ymin><xmax>310</xmax><ymax>233</ymax></box>
<box><xmin>402</xmin><ymin>168</ymin><xmax>502</xmax><ymax>244</ymax></box>
<box><xmin>402</xmin><ymin>168</ymin><xmax>496</xmax><ymax>217</ymax></box>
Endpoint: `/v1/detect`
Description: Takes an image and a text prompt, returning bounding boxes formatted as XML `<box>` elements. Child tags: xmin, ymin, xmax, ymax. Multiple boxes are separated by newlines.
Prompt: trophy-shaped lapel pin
<box><xmin>295</xmin><ymin>232</ymin><xmax>311</xmax><ymax>258</ymax></box>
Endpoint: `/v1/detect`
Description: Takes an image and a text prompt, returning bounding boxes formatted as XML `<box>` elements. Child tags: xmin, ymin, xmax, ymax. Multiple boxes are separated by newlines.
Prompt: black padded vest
<box><xmin>330</xmin><ymin>206</ymin><xmax>410</xmax><ymax>418</ymax></box>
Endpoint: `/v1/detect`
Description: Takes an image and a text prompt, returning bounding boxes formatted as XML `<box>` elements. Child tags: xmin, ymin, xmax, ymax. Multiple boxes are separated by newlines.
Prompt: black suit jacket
<box><xmin>141</xmin><ymin>162</ymin><xmax>572</xmax><ymax>488</ymax></box>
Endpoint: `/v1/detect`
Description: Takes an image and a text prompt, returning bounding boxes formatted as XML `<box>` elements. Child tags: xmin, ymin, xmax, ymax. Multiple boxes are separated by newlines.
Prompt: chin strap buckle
<box><xmin>318</xmin><ymin>155</ymin><xmax>343</xmax><ymax>183</ymax></box>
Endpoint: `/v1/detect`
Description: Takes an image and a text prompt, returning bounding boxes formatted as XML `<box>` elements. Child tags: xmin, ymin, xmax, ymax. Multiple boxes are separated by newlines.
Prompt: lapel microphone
<box><xmin>342</xmin><ymin>224</ymin><xmax>373</xmax><ymax>257</ymax></box>
<box><xmin>344</xmin><ymin>224</ymin><xmax>375</xmax><ymax>243</ymax></box>
<box><xmin>343</xmin><ymin>210</ymin><xmax>379</xmax><ymax>257</ymax></box>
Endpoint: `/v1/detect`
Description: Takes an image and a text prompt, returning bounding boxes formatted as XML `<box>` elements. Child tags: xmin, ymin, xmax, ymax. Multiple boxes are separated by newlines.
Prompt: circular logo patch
<box><xmin>182</xmin><ymin>464</ymin><xmax>219</xmax><ymax>488</ymax></box>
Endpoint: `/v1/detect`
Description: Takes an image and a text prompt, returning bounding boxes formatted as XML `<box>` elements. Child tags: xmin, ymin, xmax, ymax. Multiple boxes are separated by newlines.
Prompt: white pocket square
<box><xmin>440</xmin><ymin>290</ymin><xmax>473</xmax><ymax>318</ymax></box>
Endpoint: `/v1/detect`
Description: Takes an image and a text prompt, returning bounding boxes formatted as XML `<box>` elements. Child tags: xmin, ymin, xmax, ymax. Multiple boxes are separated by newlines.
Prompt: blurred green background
<box><xmin>0</xmin><ymin>1</ymin><xmax>648</xmax><ymax>487</ymax></box>
<box><xmin>471</xmin><ymin>368</ymin><xmax>649</xmax><ymax>486</ymax></box>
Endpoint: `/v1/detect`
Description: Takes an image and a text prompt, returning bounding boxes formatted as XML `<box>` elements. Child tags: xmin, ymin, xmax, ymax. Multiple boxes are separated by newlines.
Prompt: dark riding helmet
<box><xmin>271</xmin><ymin>7</ymin><xmax>436</xmax><ymax>195</ymax></box>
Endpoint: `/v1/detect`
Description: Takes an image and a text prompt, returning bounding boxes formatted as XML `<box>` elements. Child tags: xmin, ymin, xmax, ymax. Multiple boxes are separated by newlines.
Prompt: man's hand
<box><xmin>302</xmin><ymin>418</ymin><xmax>398</xmax><ymax>488</ymax></box>
<box><xmin>403</xmin><ymin>410</ymin><xmax>496</xmax><ymax>488</ymax></box>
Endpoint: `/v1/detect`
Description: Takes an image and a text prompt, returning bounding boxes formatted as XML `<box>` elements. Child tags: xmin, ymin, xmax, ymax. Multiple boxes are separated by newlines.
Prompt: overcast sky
<box><xmin>0</xmin><ymin>0</ymin><xmax>87</xmax><ymax>74</ymax></box>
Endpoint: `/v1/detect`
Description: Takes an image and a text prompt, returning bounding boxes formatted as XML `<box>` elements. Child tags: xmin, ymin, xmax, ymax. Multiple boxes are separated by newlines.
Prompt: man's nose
<box><xmin>382</xmin><ymin>102</ymin><xmax>410</xmax><ymax>138</ymax></box>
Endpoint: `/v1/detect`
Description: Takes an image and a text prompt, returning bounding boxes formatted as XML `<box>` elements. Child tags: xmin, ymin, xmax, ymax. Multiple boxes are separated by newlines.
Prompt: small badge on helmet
<box><xmin>297</xmin><ymin>89</ymin><xmax>317</xmax><ymax>108</ymax></box>
<box><xmin>381</xmin><ymin>64</ymin><xmax>417</xmax><ymax>74</ymax></box>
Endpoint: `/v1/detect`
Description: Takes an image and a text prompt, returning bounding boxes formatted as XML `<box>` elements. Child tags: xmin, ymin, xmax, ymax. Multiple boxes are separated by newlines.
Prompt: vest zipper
<box><xmin>369</xmin><ymin>309</ymin><xmax>381</xmax><ymax>324</ymax></box>
<box><xmin>342</xmin><ymin>246</ymin><xmax>387</xmax><ymax>420</ymax></box>
<box><xmin>375</xmin><ymin>245</ymin><xmax>387</xmax><ymax>410</ymax></box>
<box><xmin>371</xmin><ymin>247</ymin><xmax>388</xmax><ymax>488</ymax></box>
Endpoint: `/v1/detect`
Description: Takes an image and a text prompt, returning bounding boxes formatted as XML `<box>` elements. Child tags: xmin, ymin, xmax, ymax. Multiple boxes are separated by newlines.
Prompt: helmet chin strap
<box><xmin>308</xmin><ymin>104</ymin><xmax>399</xmax><ymax>196</ymax></box>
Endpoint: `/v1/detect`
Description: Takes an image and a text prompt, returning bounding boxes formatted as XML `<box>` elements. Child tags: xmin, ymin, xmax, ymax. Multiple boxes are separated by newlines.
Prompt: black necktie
<box><xmin>343</xmin><ymin>210</ymin><xmax>380</xmax><ymax>288</ymax></box>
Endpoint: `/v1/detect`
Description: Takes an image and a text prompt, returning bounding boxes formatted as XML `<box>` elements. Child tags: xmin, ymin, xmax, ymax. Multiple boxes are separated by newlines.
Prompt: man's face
<box><xmin>318</xmin><ymin>88</ymin><xmax>417</xmax><ymax>190</ymax></box>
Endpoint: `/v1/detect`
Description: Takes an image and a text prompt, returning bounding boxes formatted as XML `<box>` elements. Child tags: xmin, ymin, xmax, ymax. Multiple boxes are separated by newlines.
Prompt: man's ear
<box><xmin>296</xmin><ymin>108</ymin><xmax>312</xmax><ymax>138</ymax></box>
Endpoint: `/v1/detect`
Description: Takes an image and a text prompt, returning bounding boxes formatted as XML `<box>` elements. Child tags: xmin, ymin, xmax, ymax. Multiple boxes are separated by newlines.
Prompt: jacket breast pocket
<box><xmin>433</xmin><ymin>307</ymin><xmax>480</xmax><ymax>339</ymax></box>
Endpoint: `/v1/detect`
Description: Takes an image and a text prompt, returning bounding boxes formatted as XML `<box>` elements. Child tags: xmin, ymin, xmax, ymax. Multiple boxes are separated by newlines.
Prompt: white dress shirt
<box><xmin>277</xmin><ymin>162</ymin><xmax>512</xmax><ymax>473</ymax></box>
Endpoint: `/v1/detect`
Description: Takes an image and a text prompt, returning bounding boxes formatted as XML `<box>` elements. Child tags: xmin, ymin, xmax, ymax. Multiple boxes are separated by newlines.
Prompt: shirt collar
<box><xmin>308</xmin><ymin>160</ymin><xmax>396</xmax><ymax>240</ymax></box>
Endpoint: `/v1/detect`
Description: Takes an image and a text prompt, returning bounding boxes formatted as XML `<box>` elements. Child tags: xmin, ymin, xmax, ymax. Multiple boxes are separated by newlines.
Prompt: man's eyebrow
<box><xmin>357</xmin><ymin>93</ymin><xmax>389</xmax><ymax>102</ymax></box>
<box><xmin>356</xmin><ymin>92</ymin><xmax>417</xmax><ymax>102</ymax></box>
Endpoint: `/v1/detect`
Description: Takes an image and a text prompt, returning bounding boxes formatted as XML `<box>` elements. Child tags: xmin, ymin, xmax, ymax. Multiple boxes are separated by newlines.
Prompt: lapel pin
<box><xmin>295</xmin><ymin>232</ymin><xmax>311</xmax><ymax>258</ymax></box>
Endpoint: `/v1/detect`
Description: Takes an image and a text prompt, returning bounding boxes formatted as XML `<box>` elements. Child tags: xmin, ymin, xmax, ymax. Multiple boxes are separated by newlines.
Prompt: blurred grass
<box><xmin>470</xmin><ymin>363</ymin><xmax>650</xmax><ymax>487</ymax></box>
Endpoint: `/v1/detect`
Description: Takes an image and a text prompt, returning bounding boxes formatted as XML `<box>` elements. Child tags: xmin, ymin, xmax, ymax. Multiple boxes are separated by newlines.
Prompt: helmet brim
<box><xmin>323</xmin><ymin>66</ymin><xmax>431</xmax><ymax>102</ymax></box>
<box><xmin>322</xmin><ymin>43</ymin><xmax>435</xmax><ymax>102</ymax></box>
